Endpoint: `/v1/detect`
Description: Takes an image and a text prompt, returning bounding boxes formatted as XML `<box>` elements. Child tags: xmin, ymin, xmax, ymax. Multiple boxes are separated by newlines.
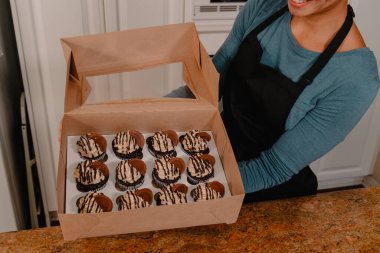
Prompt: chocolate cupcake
<box><xmin>115</xmin><ymin>159</ymin><xmax>146</xmax><ymax>191</ymax></box>
<box><xmin>190</xmin><ymin>181</ymin><xmax>225</xmax><ymax>201</ymax></box>
<box><xmin>116</xmin><ymin>188</ymin><xmax>153</xmax><ymax>210</ymax></box>
<box><xmin>154</xmin><ymin>184</ymin><xmax>188</xmax><ymax>206</ymax></box>
<box><xmin>179</xmin><ymin>130</ymin><xmax>211</xmax><ymax>156</ymax></box>
<box><xmin>152</xmin><ymin>157</ymin><xmax>185</xmax><ymax>188</ymax></box>
<box><xmin>73</xmin><ymin>160</ymin><xmax>109</xmax><ymax>192</ymax></box>
<box><xmin>146</xmin><ymin>130</ymin><xmax>178</xmax><ymax>158</ymax></box>
<box><xmin>76</xmin><ymin>133</ymin><xmax>108</xmax><ymax>162</ymax></box>
<box><xmin>112</xmin><ymin>130</ymin><xmax>144</xmax><ymax>159</ymax></box>
<box><xmin>76</xmin><ymin>192</ymin><xmax>113</xmax><ymax>213</ymax></box>
<box><xmin>187</xmin><ymin>154</ymin><xmax>215</xmax><ymax>185</ymax></box>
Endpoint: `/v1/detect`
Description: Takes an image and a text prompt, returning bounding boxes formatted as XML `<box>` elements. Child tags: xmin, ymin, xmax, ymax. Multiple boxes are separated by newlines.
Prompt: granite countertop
<box><xmin>1</xmin><ymin>187</ymin><xmax>379</xmax><ymax>253</ymax></box>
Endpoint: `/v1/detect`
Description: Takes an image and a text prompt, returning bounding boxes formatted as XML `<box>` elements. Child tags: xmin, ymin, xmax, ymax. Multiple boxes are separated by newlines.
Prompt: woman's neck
<box><xmin>290</xmin><ymin>3</ymin><xmax>349</xmax><ymax>52</ymax></box>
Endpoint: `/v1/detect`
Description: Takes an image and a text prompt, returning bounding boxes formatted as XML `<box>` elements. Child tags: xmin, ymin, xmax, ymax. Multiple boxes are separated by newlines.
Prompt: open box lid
<box><xmin>61</xmin><ymin>23</ymin><xmax>219</xmax><ymax>113</ymax></box>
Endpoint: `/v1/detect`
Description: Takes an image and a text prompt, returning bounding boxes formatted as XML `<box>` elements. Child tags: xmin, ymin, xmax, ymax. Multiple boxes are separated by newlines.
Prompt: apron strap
<box><xmin>298</xmin><ymin>5</ymin><xmax>355</xmax><ymax>88</ymax></box>
<box><xmin>251</xmin><ymin>5</ymin><xmax>289</xmax><ymax>36</ymax></box>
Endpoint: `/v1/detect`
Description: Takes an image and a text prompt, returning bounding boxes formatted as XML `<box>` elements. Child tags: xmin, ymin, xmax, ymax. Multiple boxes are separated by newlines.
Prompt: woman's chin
<box><xmin>288</xmin><ymin>0</ymin><xmax>318</xmax><ymax>17</ymax></box>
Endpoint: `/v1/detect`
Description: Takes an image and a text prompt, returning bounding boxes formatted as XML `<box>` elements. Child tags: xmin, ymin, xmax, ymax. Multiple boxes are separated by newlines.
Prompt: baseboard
<box><xmin>317</xmin><ymin>176</ymin><xmax>364</xmax><ymax>190</ymax></box>
<box><xmin>362</xmin><ymin>175</ymin><xmax>380</xmax><ymax>187</ymax></box>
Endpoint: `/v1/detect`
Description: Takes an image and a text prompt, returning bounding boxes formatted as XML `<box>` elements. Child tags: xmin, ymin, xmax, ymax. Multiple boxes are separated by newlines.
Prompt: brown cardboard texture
<box><xmin>58</xmin><ymin>23</ymin><xmax>244</xmax><ymax>240</ymax></box>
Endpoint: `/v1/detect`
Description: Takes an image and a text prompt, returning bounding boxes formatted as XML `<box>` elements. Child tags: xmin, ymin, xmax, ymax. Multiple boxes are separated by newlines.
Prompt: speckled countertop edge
<box><xmin>1</xmin><ymin>187</ymin><xmax>379</xmax><ymax>253</ymax></box>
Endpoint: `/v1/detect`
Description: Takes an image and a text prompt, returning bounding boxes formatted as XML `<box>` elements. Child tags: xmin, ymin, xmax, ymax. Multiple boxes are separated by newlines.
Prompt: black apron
<box><xmin>221</xmin><ymin>5</ymin><xmax>355</xmax><ymax>202</ymax></box>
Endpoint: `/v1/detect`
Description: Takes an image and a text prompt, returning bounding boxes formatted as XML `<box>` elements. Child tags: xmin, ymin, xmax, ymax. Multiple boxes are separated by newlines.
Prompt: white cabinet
<box><xmin>311</xmin><ymin>1</ymin><xmax>380</xmax><ymax>189</ymax></box>
<box><xmin>10</xmin><ymin>0</ymin><xmax>380</xmax><ymax>212</ymax></box>
<box><xmin>10</xmin><ymin>0</ymin><xmax>185</xmax><ymax>212</ymax></box>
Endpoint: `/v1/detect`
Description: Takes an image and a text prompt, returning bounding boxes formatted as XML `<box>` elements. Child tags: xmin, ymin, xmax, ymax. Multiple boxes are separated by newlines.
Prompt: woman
<box><xmin>213</xmin><ymin>0</ymin><xmax>380</xmax><ymax>202</ymax></box>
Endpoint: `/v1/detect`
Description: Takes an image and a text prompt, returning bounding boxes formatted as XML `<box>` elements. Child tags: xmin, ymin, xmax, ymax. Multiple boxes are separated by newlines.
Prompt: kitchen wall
<box><xmin>0</xmin><ymin>0</ymin><xmax>28</xmax><ymax>230</ymax></box>
<box><xmin>355</xmin><ymin>0</ymin><xmax>380</xmax><ymax>69</ymax></box>
<box><xmin>356</xmin><ymin>0</ymin><xmax>380</xmax><ymax>184</ymax></box>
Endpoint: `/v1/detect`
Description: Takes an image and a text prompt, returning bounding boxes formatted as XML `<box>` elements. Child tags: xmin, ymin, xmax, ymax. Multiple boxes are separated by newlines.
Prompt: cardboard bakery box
<box><xmin>57</xmin><ymin>23</ymin><xmax>245</xmax><ymax>240</ymax></box>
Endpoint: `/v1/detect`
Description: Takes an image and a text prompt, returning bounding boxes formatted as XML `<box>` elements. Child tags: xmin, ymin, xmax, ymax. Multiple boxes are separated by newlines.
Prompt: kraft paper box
<box><xmin>57</xmin><ymin>23</ymin><xmax>244</xmax><ymax>241</ymax></box>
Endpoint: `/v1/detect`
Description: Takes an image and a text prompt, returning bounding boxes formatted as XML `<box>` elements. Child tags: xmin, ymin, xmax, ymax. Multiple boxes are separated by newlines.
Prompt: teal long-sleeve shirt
<box><xmin>212</xmin><ymin>0</ymin><xmax>380</xmax><ymax>193</ymax></box>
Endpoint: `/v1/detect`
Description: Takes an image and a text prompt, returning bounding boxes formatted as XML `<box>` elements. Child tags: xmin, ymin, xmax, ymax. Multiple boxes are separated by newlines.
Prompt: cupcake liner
<box><xmin>79</xmin><ymin>152</ymin><xmax>108</xmax><ymax>162</ymax></box>
<box><xmin>112</xmin><ymin>145</ymin><xmax>143</xmax><ymax>160</ymax></box>
<box><xmin>154</xmin><ymin>193</ymin><xmax>163</xmax><ymax>206</ymax></box>
<box><xmin>186</xmin><ymin>171</ymin><xmax>215</xmax><ymax>185</ymax></box>
<box><xmin>151</xmin><ymin>170</ymin><xmax>180</xmax><ymax>188</ymax></box>
<box><xmin>76</xmin><ymin>176</ymin><xmax>109</xmax><ymax>192</ymax></box>
<box><xmin>115</xmin><ymin>177</ymin><xmax>144</xmax><ymax>191</ymax></box>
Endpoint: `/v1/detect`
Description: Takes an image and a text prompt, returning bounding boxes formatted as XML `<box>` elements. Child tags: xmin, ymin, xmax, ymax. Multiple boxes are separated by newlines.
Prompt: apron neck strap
<box><xmin>252</xmin><ymin>5</ymin><xmax>289</xmax><ymax>35</ymax></box>
<box><xmin>298</xmin><ymin>5</ymin><xmax>355</xmax><ymax>88</ymax></box>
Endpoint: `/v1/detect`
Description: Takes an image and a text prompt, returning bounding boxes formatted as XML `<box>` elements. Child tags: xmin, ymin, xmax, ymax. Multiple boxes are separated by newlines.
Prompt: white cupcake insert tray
<box><xmin>65</xmin><ymin>131</ymin><xmax>232</xmax><ymax>213</ymax></box>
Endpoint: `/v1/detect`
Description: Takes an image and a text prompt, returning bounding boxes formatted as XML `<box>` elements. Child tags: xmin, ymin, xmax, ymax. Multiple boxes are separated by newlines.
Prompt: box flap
<box><xmin>61</xmin><ymin>23</ymin><xmax>219</xmax><ymax>112</ymax></box>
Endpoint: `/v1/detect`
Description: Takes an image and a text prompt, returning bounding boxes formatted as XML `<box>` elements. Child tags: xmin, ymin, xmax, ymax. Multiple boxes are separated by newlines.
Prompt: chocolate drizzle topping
<box><xmin>74</xmin><ymin>161</ymin><xmax>105</xmax><ymax>185</ymax></box>
<box><xmin>154</xmin><ymin>158</ymin><xmax>179</xmax><ymax>180</ymax></box>
<box><xmin>152</xmin><ymin>131</ymin><xmax>174</xmax><ymax>152</ymax></box>
<box><xmin>116</xmin><ymin>160</ymin><xmax>142</xmax><ymax>183</ymax></box>
<box><xmin>188</xmin><ymin>156</ymin><xmax>213</xmax><ymax>178</ymax></box>
<box><xmin>117</xmin><ymin>191</ymin><xmax>149</xmax><ymax>210</ymax></box>
<box><xmin>113</xmin><ymin>131</ymin><xmax>140</xmax><ymax>154</ymax></box>
<box><xmin>77</xmin><ymin>192</ymin><xmax>104</xmax><ymax>213</ymax></box>
<box><xmin>77</xmin><ymin>135</ymin><xmax>103</xmax><ymax>159</ymax></box>
<box><xmin>181</xmin><ymin>130</ymin><xmax>208</xmax><ymax>152</ymax></box>
<box><xmin>191</xmin><ymin>183</ymin><xmax>221</xmax><ymax>201</ymax></box>
<box><xmin>156</xmin><ymin>185</ymin><xmax>187</xmax><ymax>205</ymax></box>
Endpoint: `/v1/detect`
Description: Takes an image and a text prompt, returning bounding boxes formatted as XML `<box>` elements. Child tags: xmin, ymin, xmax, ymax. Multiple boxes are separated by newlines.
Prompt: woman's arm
<box><xmin>239</xmin><ymin>68</ymin><xmax>380</xmax><ymax>193</ymax></box>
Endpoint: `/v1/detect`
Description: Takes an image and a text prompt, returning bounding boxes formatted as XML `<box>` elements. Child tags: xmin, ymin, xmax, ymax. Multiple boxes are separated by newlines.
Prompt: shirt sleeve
<box><xmin>239</xmin><ymin>69</ymin><xmax>380</xmax><ymax>193</ymax></box>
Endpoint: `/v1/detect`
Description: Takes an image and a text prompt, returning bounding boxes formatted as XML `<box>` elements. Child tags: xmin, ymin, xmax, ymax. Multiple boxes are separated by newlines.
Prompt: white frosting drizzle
<box><xmin>113</xmin><ymin>131</ymin><xmax>140</xmax><ymax>154</ymax></box>
<box><xmin>157</xmin><ymin>185</ymin><xmax>187</xmax><ymax>205</ymax></box>
<box><xmin>181</xmin><ymin>130</ymin><xmax>208</xmax><ymax>152</ymax></box>
<box><xmin>118</xmin><ymin>191</ymin><xmax>149</xmax><ymax>210</ymax></box>
<box><xmin>192</xmin><ymin>183</ymin><xmax>221</xmax><ymax>201</ymax></box>
<box><xmin>187</xmin><ymin>156</ymin><xmax>213</xmax><ymax>178</ymax></box>
<box><xmin>77</xmin><ymin>192</ymin><xmax>104</xmax><ymax>213</ymax></box>
<box><xmin>152</xmin><ymin>131</ymin><xmax>174</xmax><ymax>152</ymax></box>
<box><xmin>77</xmin><ymin>135</ymin><xmax>103</xmax><ymax>158</ymax></box>
<box><xmin>116</xmin><ymin>160</ymin><xmax>142</xmax><ymax>183</ymax></box>
<box><xmin>74</xmin><ymin>160</ymin><xmax>105</xmax><ymax>185</ymax></box>
<box><xmin>154</xmin><ymin>158</ymin><xmax>179</xmax><ymax>180</ymax></box>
